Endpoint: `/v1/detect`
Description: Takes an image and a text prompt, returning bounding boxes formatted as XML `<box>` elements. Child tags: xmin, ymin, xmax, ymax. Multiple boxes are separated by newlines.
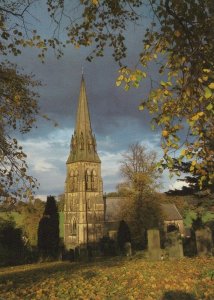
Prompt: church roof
<box><xmin>105</xmin><ymin>197</ymin><xmax>183</xmax><ymax>222</ymax></box>
<box><xmin>105</xmin><ymin>197</ymin><xmax>127</xmax><ymax>221</ymax></box>
<box><xmin>67</xmin><ymin>75</ymin><xmax>100</xmax><ymax>163</ymax></box>
<box><xmin>161</xmin><ymin>203</ymin><xmax>183</xmax><ymax>221</ymax></box>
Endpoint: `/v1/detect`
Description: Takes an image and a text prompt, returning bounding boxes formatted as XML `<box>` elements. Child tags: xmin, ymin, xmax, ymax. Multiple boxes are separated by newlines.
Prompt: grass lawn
<box><xmin>0</xmin><ymin>212</ymin><xmax>24</xmax><ymax>227</ymax></box>
<box><xmin>0</xmin><ymin>212</ymin><xmax>64</xmax><ymax>238</ymax></box>
<box><xmin>184</xmin><ymin>211</ymin><xmax>214</xmax><ymax>227</ymax></box>
<box><xmin>0</xmin><ymin>257</ymin><xmax>213</xmax><ymax>300</ymax></box>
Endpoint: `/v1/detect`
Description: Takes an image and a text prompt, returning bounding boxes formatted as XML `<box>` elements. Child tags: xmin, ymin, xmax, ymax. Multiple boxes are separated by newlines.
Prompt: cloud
<box><xmin>9</xmin><ymin>8</ymin><xmax>187</xmax><ymax>199</ymax></box>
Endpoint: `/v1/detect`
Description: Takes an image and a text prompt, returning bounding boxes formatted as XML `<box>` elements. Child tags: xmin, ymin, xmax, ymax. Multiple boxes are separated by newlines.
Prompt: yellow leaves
<box><xmin>204</xmin><ymin>87</ymin><xmax>212</xmax><ymax>99</ymax></box>
<box><xmin>181</xmin><ymin>149</ymin><xmax>186</xmax><ymax>156</ymax></box>
<box><xmin>1</xmin><ymin>258</ymin><xmax>214</xmax><ymax>299</ymax></box>
<box><xmin>14</xmin><ymin>94</ymin><xmax>20</xmax><ymax>103</ymax></box>
<box><xmin>116</xmin><ymin>68</ymin><xmax>146</xmax><ymax>89</ymax></box>
<box><xmin>191</xmin><ymin>112</ymin><xmax>204</xmax><ymax>122</ymax></box>
<box><xmin>130</xmin><ymin>74</ymin><xmax>137</xmax><ymax>81</ymax></box>
<box><xmin>185</xmin><ymin>87</ymin><xmax>191</xmax><ymax>97</ymax></box>
<box><xmin>162</xmin><ymin>130</ymin><xmax>168</xmax><ymax>137</ymax></box>
<box><xmin>139</xmin><ymin>104</ymin><xmax>145</xmax><ymax>111</ymax></box>
<box><xmin>202</xmin><ymin>75</ymin><xmax>208</xmax><ymax>81</ymax></box>
<box><xmin>117</xmin><ymin>74</ymin><xmax>124</xmax><ymax>81</ymax></box>
<box><xmin>174</xmin><ymin>30</ymin><xmax>181</xmax><ymax>37</ymax></box>
<box><xmin>203</xmin><ymin>69</ymin><xmax>211</xmax><ymax>73</ymax></box>
<box><xmin>164</xmin><ymin>89</ymin><xmax>169</xmax><ymax>96</ymax></box>
<box><xmin>206</xmin><ymin>103</ymin><xmax>213</xmax><ymax>111</ymax></box>
<box><xmin>208</xmin><ymin>82</ymin><xmax>214</xmax><ymax>89</ymax></box>
<box><xmin>74</xmin><ymin>43</ymin><xmax>80</xmax><ymax>49</ymax></box>
<box><xmin>91</xmin><ymin>0</ymin><xmax>99</xmax><ymax>5</ymax></box>
<box><xmin>191</xmin><ymin>160</ymin><xmax>197</xmax><ymax>166</ymax></box>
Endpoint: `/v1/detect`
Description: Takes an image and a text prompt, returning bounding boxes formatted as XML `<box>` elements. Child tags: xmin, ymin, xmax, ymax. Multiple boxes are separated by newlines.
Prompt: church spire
<box><xmin>75</xmin><ymin>75</ymin><xmax>92</xmax><ymax>137</ymax></box>
<box><xmin>67</xmin><ymin>75</ymin><xmax>100</xmax><ymax>163</ymax></box>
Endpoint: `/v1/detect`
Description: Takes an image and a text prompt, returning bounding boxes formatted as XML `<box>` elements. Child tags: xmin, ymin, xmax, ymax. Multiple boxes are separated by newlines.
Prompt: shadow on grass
<box><xmin>0</xmin><ymin>262</ymin><xmax>74</xmax><ymax>285</ymax></box>
<box><xmin>162</xmin><ymin>291</ymin><xmax>196</xmax><ymax>300</ymax></box>
<box><xmin>0</xmin><ymin>256</ymin><xmax>126</xmax><ymax>286</ymax></box>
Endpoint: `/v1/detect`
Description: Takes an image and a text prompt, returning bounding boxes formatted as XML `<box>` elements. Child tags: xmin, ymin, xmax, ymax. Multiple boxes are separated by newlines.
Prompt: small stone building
<box><xmin>161</xmin><ymin>203</ymin><xmax>185</xmax><ymax>236</ymax></box>
<box><xmin>103</xmin><ymin>197</ymin><xmax>185</xmax><ymax>239</ymax></box>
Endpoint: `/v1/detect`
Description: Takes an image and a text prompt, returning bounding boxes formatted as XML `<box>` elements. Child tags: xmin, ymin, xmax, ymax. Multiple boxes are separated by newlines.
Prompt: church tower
<box><xmin>64</xmin><ymin>75</ymin><xmax>104</xmax><ymax>250</ymax></box>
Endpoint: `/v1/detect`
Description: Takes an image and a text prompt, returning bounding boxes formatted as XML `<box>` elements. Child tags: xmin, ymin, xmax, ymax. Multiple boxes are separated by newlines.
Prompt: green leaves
<box><xmin>206</xmin><ymin>103</ymin><xmax>213</xmax><ymax>111</ymax></box>
<box><xmin>204</xmin><ymin>87</ymin><xmax>212</xmax><ymax>99</ymax></box>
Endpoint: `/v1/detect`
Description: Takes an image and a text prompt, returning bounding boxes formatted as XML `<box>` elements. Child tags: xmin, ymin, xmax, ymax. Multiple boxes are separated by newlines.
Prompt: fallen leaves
<box><xmin>0</xmin><ymin>257</ymin><xmax>213</xmax><ymax>299</ymax></box>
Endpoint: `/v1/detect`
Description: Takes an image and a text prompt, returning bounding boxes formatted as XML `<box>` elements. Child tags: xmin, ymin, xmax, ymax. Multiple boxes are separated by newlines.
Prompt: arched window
<box><xmin>85</xmin><ymin>169</ymin><xmax>91</xmax><ymax>190</ymax></box>
<box><xmin>167</xmin><ymin>224</ymin><xmax>179</xmax><ymax>233</ymax></box>
<box><xmin>91</xmin><ymin>169</ymin><xmax>97</xmax><ymax>191</ymax></box>
<box><xmin>70</xmin><ymin>170</ymin><xmax>74</xmax><ymax>192</ymax></box>
<box><xmin>87</xmin><ymin>199</ymin><xmax>91</xmax><ymax>210</ymax></box>
<box><xmin>74</xmin><ymin>170</ymin><xmax>78</xmax><ymax>191</ymax></box>
<box><xmin>70</xmin><ymin>199</ymin><xmax>73</xmax><ymax>211</ymax></box>
<box><xmin>73</xmin><ymin>218</ymin><xmax>77</xmax><ymax>235</ymax></box>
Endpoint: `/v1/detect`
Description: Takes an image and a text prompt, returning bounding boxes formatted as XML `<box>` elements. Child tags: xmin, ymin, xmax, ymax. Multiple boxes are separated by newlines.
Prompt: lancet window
<box><xmin>74</xmin><ymin>170</ymin><xmax>78</xmax><ymax>191</ymax></box>
<box><xmin>85</xmin><ymin>169</ymin><xmax>91</xmax><ymax>190</ymax></box>
<box><xmin>91</xmin><ymin>169</ymin><xmax>97</xmax><ymax>191</ymax></box>
<box><xmin>72</xmin><ymin>218</ymin><xmax>77</xmax><ymax>235</ymax></box>
<box><xmin>70</xmin><ymin>170</ymin><xmax>74</xmax><ymax>192</ymax></box>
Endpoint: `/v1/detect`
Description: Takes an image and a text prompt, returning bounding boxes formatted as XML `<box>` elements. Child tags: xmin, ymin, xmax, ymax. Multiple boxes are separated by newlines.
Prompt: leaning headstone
<box><xmin>147</xmin><ymin>229</ymin><xmax>161</xmax><ymax>260</ymax></box>
<box><xmin>195</xmin><ymin>227</ymin><xmax>213</xmax><ymax>256</ymax></box>
<box><xmin>124</xmin><ymin>242</ymin><xmax>132</xmax><ymax>256</ymax></box>
<box><xmin>165</xmin><ymin>231</ymin><xmax>183</xmax><ymax>259</ymax></box>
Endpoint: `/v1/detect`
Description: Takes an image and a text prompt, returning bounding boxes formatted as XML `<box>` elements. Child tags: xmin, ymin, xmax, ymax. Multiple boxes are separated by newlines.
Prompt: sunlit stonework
<box><xmin>64</xmin><ymin>75</ymin><xmax>104</xmax><ymax>250</ymax></box>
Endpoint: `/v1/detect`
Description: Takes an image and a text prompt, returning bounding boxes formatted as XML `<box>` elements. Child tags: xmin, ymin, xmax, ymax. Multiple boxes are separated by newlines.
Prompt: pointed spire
<box><xmin>75</xmin><ymin>75</ymin><xmax>92</xmax><ymax>136</ymax></box>
<box><xmin>67</xmin><ymin>75</ymin><xmax>100</xmax><ymax>163</ymax></box>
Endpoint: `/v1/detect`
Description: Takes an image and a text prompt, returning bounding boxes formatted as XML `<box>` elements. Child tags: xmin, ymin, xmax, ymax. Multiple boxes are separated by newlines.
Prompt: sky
<box><xmin>9</xmin><ymin>2</ymin><xmax>185</xmax><ymax>199</ymax></box>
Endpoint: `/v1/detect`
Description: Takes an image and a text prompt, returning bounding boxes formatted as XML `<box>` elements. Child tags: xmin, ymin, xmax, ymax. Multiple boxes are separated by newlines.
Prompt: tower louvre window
<box><xmin>91</xmin><ymin>169</ymin><xmax>97</xmax><ymax>191</ymax></box>
<box><xmin>70</xmin><ymin>170</ymin><xmax>74</xmax><ymax>192</ymax></box>
<box><xmin>86</xmin><ymin>169</ymin><xmax>91</xmax><ymax>190</ymax></box>
<box><xmin>74</xmin><ymin>170</ymin><xmax>78</xmax><ymax>191</ymax></box>
<box><xmin>73</xmin><ymin>218</ymin><xmax>77</xmax><ymax>234</ymax></box>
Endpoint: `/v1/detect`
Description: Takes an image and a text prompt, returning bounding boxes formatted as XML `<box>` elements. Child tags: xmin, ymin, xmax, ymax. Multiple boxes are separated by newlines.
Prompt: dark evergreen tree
<box><xmin>117</xmin><ymin>220</ymin><xmax>131</xmax><ymax>252</ymax></box>
<box><xmin>192</xmin><ymin>214</ymin><xmax>204</xmax><ymax>231</ymax></box>
<box><xmin>166</xmin><ymin>160</ymin><xmax>214</xmax><ymax>196</ymax></box>
<box><xmin>38</xmin><ymin>196</ymin><xmax>59</xmax><ymax>259</ymax></box>
<box><xmin>0</xmin><ymin>217</ymin><xmax>25</xmax><ymax>266</ymax></box>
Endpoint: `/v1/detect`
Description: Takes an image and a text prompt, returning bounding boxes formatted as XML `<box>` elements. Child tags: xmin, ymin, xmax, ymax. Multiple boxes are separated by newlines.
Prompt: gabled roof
<box><xmin>105</xmin><ymin>197</ymin><xmax>183</xmax><ymax>222</ymax></box>
<box><xmin>161</xmin><ymin>203</ymin><xmax>183</xmax><ymax>221</ymax></box>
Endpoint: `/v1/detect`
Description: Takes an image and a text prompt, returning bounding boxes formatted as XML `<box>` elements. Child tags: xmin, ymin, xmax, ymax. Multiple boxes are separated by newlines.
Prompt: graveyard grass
<box><xmin>0</xmin><ymin>257</ymin><xmax>213</xmax><ymax>300</ymax></box>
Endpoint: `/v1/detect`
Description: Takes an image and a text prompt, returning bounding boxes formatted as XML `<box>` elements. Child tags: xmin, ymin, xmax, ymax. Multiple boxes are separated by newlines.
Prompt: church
<box><xmin>63</xmin><ymin>76</ymin><xmax>185</xmax><ymax>250</ymax></box>
<box><xmin>64</xmin><ymin>75</ymin><xmax>104</xmax><ymax>250</ymax></box>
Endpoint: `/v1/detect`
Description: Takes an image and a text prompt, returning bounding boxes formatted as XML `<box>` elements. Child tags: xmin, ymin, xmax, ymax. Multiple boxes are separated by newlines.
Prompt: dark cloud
<box><xmin>8</xmin><ymin>12</ymin><xmax>180</xmax><ymax>196</ymax></box>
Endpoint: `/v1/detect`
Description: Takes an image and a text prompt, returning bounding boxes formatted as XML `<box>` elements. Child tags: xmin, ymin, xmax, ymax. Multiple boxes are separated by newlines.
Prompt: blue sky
<box><xmin>9</xmin><ymin>3</ymin><xmax>186</xmax><ymax>199</ymax></box>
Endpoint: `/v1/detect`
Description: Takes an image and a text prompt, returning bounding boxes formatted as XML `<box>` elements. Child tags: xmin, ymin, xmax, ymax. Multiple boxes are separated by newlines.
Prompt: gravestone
<box><xmin>124</xmin><ymin>242</ymin><xmax>132</xmax><ymax>256</ymax></box>
<box><xmin>165</xmin><ymin>231</ymin><xmax>183</xmax><ymax>259</ymax></box>
<box><xmin>195</xmin><ymin>227</ymin><xmax>213</xmax><ymax>256</ymax></box>
<box><xmin>147</xmin><ymin>229</ymin><xmax>161</xmax><ymax>260</ymax></box>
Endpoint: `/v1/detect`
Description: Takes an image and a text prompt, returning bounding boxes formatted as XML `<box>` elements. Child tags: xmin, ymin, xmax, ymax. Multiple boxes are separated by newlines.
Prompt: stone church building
<box><xmin>64</xmin><ymin>76</ymin><xmax>104</xmax><ymax>250</ymax></box>
<box><xmin>64</xmin><ymin>76</ymin><xmax>185</xmax><ymax>250</ymax></box>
